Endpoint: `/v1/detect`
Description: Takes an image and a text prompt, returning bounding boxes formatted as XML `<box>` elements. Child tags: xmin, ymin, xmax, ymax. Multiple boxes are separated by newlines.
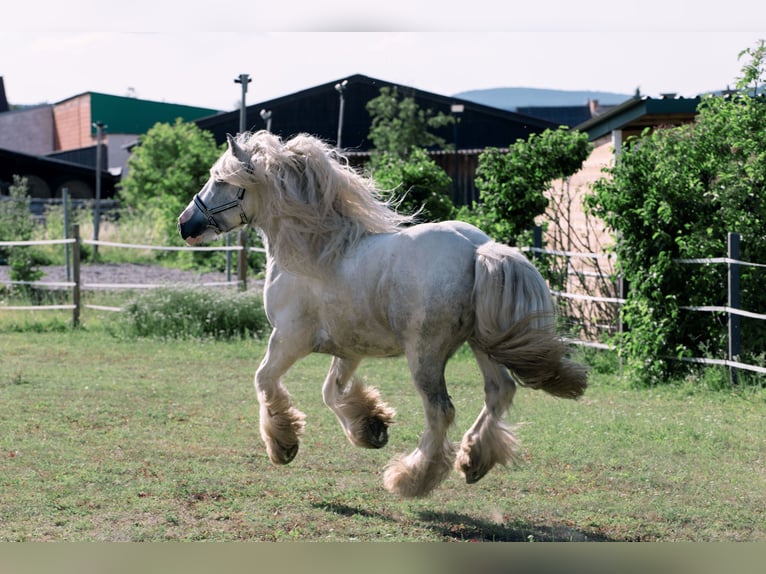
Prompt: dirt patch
<box><xmin>0</xmin><ymin>263</ymin><xmax>252</xmax><ymax>290</ymax></box>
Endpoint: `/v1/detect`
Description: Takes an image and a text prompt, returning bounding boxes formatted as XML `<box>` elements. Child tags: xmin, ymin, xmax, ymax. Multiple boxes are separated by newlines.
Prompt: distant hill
<box><xmin>452</xmin><ymin>87</ymin><xmax>635</xmax><ymax>111</ymax></box>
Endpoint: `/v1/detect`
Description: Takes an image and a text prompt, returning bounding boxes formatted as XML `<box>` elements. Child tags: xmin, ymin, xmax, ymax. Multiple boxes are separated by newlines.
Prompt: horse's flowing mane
<box><xmin>213</xmin><ymin>130</ymin><xmax>412</xmax><ymax>274</ymax></box>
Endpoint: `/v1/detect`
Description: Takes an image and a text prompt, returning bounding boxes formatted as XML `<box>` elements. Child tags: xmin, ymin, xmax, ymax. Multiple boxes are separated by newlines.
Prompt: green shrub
<box><xmin>116</xmin><ymin>287</ymin><xmax>270</xmax><ymax>340</ymax></box>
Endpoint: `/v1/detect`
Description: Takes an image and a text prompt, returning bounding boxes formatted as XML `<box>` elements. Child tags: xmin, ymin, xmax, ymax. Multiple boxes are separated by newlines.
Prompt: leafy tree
<box><xmin>365</xmin><ymin>87</ymin><xmax>456</xmax><ymax>222</ymax></box>
<box><xmin>0</xmin><ymin>176</ymin><xmax>44</xmax><ymax>291</ymax></box>
<box><xmin>370</xmin><ymin>148</ymin><xmax>455</xmax><ymax>222</ymax></box>
<box><xmin>460</xmin><ymin>126</ymin><xmax>591</xmax><ymax>246</ymax></box>
<box><xmin>119</xmin><ymin>119</ymin><xmax>224</xmax><ymax>251</ymax></box>
<box><xmin>366</xmin><ymin>86</ymin><xmax>454</xmax><ymax>159</ymax></box>
<box><xmin>586</xmin><ymin>40</ymin><xmax>766</xmax><ymax>384</ymax></box>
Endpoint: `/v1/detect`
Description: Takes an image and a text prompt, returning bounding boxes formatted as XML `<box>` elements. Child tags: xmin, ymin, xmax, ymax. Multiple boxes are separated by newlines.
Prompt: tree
<box><xmin>366</xmin><ymin>86</ymin><xmax>454</xmax><ymax>160</ymax></box>
<box><xmin>119</xmin><ymin>119</ymin><xmax>224</xmax><ymax>250</ymax></box>
<box><xmin>0</xmin><ymin>176</ymin><xmax>44</xmax><ymax>292</ymax></box>
<box><xmin>370</xmin><ymin>148</ymin><xmax>455</xmax><ymax>222</ymax></box>
<box><xmin>460</xmin><ymin>127</ymin><xmax>591</xmax><ymax>246</ymax></box>
<box><xmin>365</xmin><ymin>87</ymin><xmax>456</xmax><ymax>222</ymax></box>
<box><xmin>586</xmin><ymin>40</ymin><xmax>766</xmax><ymax>384</ymax></box>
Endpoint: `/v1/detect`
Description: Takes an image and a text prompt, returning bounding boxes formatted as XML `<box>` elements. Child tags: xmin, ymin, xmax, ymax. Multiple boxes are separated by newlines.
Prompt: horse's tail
<box><xmin>471</xmin><ymin>242</ymin><xmax>587</xmax><ymax>399</ymax></box>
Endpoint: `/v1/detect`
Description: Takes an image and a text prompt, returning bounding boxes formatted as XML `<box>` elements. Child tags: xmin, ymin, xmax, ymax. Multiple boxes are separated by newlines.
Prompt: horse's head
<box><xmin>178</xmin><ymin>134</ymin><xmax>255</xmax><ymax>245</ymax></box>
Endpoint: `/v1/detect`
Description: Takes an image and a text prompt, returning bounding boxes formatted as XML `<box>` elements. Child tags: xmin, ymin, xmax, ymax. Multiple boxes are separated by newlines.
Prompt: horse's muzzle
<box><xmin>178</xmin><ymin>205</ymin><xmax>210</xmax><ymax>242</ymax></box>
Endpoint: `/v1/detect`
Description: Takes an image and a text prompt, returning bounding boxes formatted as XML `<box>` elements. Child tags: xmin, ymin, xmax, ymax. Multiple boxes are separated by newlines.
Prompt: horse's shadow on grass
<box><xmin>312</xmin><ymin>503</ymin><xmax>614</xmax><ymax>542</ymax></box>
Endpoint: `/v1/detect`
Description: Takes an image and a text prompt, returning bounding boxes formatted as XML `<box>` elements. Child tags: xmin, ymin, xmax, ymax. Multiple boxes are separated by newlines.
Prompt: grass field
<box><xmin>1</xmin><ymin>327</ymin><xmax>765</xmax><ymax>542</ymax></box>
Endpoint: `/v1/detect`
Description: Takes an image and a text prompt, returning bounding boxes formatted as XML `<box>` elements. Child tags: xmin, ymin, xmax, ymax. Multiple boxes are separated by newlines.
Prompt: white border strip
<box><xmin>680</xmin><ymin>305</ymin><xmax>766</xmax><ymax>321</ymax></box>
<box><xmin>550</xmin><ymin>289</ymin><xmax>626</xmax><ymax>304</ymax></box>
<box><xmin>0</xmin><ymin>304</ymin><xmax>76</xmax><ymax>311</ymax></box>
<box><xmin>0</xmin><ymin>238</ymin><xmax>76</xmax><ymax>247</ymax></box>
<box><xmin>676</xmin><ymin>256</ymin><xmax>766</xmax><ymax>269</ymax></box>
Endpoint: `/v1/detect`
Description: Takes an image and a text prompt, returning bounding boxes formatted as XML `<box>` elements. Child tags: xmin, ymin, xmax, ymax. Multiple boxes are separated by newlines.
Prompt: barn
<box><xmin>195</xmin><ymin>74</ymin><xmax>560</xmax><ymax>205</ymax></box>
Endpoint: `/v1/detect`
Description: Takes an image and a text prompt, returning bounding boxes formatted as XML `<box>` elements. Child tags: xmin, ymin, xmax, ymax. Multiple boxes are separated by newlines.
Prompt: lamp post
<box><xmin>260</xmin><ymin>109</ymin><xmax>272</xmax><ymax>132</ymax></box>
<box><xmin>335</xmin><ymin>79</ymin><xmax>348</xmax><ymax>149</ymax></box>
<box><xmin>234</xmin><ymin>74</ymin><xmax>251</xmax><ymax>134</ymax></box>
<box><xmin>92</xmin><ymin>121</ymin><xmax>106</xmax><ymax>259</ymax></box>
<box><xmin>450</xmin><ymin>104</ymin><xmax>464</xmax><ymax>204</ymax></box>
<box><xmin>230</xmin><ymin>74</ymin><xmax>251</xmax><ymax>282</ymax></box>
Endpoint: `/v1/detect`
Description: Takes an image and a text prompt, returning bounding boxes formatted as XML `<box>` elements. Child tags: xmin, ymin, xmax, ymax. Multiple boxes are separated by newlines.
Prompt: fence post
<box><xmin>63</xmin><ymin>187</ymin><xmax>71</xmax><ymax>283</ymax></box>
<box><xmin>71</xmin><ymin>224</ymin><xmax>81</xmax><ymax>327</ymax></box>
<box><xmin>728</xmin><ymin>232</ymin><xmax>741</xmax><ymax>385</ymax></box>
<box><xmin>237</xmin><ymin>229</ymin><xmax>248</xmax><ymax>292</ymax></box>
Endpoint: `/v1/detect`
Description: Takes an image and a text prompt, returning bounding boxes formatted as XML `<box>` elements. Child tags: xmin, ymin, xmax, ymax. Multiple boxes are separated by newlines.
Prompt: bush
<box><xmin>586</xmin><ymin>41</ymin><xmax>766</xmax><ymax>384</ymax></box>
<box><xmin>116</xmin><ymin>287</ymin><xmax>270</xmax><ymax>340</ymax></box>
<box><xmin>370</xmin><ymin>148</ymin><xmax>455</xmax><ymax>222</ymax></box>
<box><xmin>459</xmin><ymin>127</ymin><xmax>591</xmax><ymax>246</ymax></box>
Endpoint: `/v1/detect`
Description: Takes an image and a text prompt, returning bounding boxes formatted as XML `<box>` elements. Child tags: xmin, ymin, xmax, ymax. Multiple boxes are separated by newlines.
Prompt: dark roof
<box><xmin>196</xmin><ymin>74</ymin><xmax>558</xmax><ymax>151</ymax></box>
<box><xmin>575</xmin><ymin>95</ymin><xmax>702</xmax><ymax>140</ymax></box>
<box><xmin>0</xmin><ymin>146</ymin><xmax>119</xmax><ymax>198</ymax></box>
<box><xmin>0</xmin><ymin>77</ymin><xmax>9</xmax><ymax>113</ymax></box>
<box><xmin>516</xmin><ymin>105</ymin><xmax>594</xmax><ymax>128</ymax></box>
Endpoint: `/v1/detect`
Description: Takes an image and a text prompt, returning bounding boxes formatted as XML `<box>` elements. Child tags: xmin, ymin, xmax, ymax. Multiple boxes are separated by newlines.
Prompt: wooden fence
<box><xmin>3</xmin><ymin>227</ymin><xmax>764</xmax><ymax>381</ymax></box>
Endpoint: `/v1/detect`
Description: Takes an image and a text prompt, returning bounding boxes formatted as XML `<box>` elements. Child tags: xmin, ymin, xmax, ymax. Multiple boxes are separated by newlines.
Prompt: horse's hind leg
<box><xmin>455</xmin><ymin>344</ymin><xmax>521</xmax><ymax>484</ymax></box>
<box><xmin>383</xmin><ymin>353</ymin><xmax>456</xmax><ymax>498</ymax></box>
<box><xmin>255</xmin><ymin>331</ymin><xmax>309</xmax><ymax>465</ymax></box>
<box><xmin>322</xmin><ymin>356</ymin><xmax>395</xmax><ymax>449</ymax></box>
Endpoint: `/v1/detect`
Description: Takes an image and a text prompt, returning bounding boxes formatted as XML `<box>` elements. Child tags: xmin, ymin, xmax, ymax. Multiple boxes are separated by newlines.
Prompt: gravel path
<box><xmin>0</xmin><ymin>263</ymin><xmax>252</xmax><ymax>289</ymax></box>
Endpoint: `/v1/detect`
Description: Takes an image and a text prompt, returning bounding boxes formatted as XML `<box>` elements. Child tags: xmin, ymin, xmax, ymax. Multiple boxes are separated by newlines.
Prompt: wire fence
<box><xmin>524</xmin><ymin>233</ymin><xmax>766</xmax><ymax>381</ymax></box>
<box><xmin>3</xmin><ymin>227</ymin><xmax>764</xmax><ymax>380</ymax></box>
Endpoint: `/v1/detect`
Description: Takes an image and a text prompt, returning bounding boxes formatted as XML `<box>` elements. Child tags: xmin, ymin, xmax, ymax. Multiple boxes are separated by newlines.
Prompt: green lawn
<box><xmin>1</xmin><ymin>330</ymin><xmax>764</xmax><ymax>541</ymax></box>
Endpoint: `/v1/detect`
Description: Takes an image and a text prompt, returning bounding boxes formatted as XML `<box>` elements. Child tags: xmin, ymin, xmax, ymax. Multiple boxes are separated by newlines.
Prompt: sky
<box><xmin>2</xmin><ymin>1</ymin><xmax>765</xmax><ymax>112</ymax></box>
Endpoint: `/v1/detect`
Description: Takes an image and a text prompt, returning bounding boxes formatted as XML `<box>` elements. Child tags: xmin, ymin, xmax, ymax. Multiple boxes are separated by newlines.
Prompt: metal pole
<box><xmin>335</xmin><ymin>80</ymin><xmax>348</xmax><ymax>149</ymax></box>
<box><xmin>92</xmin><ymin>121</ymin><xmax>105</xmax><ymax>260</ymax></box>
<box><xmin>728</xmin><ymin>232</ymin><xmax>741</xmax><ymax>385</ymax></box>
<box><xmin>237</xmin><ymin>229</ymin><xmax>248</xmax><ymax>292</ymax></box>
<box><xmin>260</xmin><ymin>109</ymin><xmax>272</xmax><ymax>132</ymax></box>
<box><xmin>230</xmin><ymin>75</ymin><xmax>251</xmax><ymax>282</ymax></box>
<box><xmin>235</xmin><ymin>74</ymin><xmax>251</xmax><ymax>134</ymax></box>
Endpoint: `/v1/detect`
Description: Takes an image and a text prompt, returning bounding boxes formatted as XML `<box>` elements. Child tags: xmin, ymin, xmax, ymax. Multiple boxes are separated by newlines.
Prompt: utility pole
<box><xmin>235</xmin><ymin>74</ymin><xmax>251</xmax><ymax>134</ymax></box>
<box><xmin>230</xmin><ymin>74</ymin><xmax>251</xmax><ymax>282</ymax></box>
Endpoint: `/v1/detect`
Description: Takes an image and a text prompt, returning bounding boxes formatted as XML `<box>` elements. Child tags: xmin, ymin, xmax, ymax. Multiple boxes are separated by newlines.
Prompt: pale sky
<box><xmin>2</xmin><ymin>1</ymin><xmax>764</xmax><ymax>112</ymax></box>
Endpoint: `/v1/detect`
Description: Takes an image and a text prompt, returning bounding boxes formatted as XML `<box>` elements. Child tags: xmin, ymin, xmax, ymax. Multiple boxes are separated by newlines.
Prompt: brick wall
<box><xmin>53</xmin><ymin>94</ymin><xmax>94</xmax><ymax>151</ymax></box>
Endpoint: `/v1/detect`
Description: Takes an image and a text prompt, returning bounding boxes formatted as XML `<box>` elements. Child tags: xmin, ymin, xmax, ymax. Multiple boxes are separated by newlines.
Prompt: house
<box><xmin>195</xmin><ymin>73</ymin><xmax>559</xmax><ymax>204</ymax></box>
<box><xmin>0</xmin><ymin>77</ymin><xmax>220</xmax><ymax>201</ymax></box>
<box><xmin>540</xmin><ymin>93</ymin><xmax>702</xmax><ymax>338</ymax></box>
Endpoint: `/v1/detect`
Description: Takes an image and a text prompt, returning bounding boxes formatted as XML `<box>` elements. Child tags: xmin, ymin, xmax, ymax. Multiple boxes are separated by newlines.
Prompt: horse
<box><xmin>178</xmin><ymin>130</ymin><xmax>587</xmax><ymax>498</ymax></box>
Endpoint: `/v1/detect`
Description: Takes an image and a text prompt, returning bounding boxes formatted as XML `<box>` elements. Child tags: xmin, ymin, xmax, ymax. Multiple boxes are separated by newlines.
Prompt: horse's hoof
<box><xmin>366</xmin><ymin>417</ymin><xmax>389</xmax><ymax>449</ymax></box>
<box><xmin>462</xmin><ymin>467</ymin><xmax>487</xmax><ymax>484</ymax></box>
<box><xmin>269</xmin><ymin>441</ymin><xmax>299</xmax><ymax>464</ymax></box>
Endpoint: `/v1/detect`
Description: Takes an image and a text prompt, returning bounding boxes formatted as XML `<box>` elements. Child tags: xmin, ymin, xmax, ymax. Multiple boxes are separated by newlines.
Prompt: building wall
<box><xmin>0</xmin><ymin>106</ymin><xmax>55</xmax><ymax>155</ymax></box>
<box><xmin>53</xmin><ymin>94</ymin><xmax>95</xmax><ymax>151</ymax></box>
<box><xmin>540</xmin><ymin>136</ymin><xmax>620</xmax><ymax>338</ymax></box>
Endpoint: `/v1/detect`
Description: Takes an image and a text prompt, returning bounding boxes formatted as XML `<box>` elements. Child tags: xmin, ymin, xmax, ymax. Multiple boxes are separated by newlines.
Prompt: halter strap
<box><xmin>193</xmin><ymin>188</ymin><xmax>248</xmax><ymax>234</ymax></box>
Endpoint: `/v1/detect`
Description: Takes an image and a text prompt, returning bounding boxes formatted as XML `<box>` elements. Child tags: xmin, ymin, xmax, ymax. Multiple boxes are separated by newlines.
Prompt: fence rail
<box><xmin>528</xmin><ymin>232</ymin><xmax>765</xmax><ymax>381</ymax></box>
<box><xmin>3</xmin><ymin>227</ymin><xmax>764</xmax><ymax>380</ymax></box>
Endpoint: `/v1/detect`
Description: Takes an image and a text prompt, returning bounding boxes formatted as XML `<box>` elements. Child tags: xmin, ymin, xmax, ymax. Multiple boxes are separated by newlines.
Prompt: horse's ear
<box><xmin>227</xmin><ymin>134</ymin><xmax>250</xmax><ymax>164</ymax></box>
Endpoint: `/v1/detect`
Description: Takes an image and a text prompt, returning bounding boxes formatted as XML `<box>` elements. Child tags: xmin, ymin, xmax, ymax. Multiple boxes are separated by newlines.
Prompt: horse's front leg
<box><xmin>322</xmin><ymin>356</ymin><xmax>395</xmax><ymax>449</ymax></box>
<box><xmin>255</xmin><ymin>330</ymin><xmax>310</xmax><ymax>465</ymax></box>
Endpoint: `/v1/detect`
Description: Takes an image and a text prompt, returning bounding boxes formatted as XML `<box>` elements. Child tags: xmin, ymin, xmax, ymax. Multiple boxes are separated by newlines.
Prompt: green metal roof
<box><xmin>575</xmin><ymin>96</ymin><xmax>702</xmax><ymax>140</ymax></box>
<box><xmin>88</xmin><ymin>92</ymin><xmax>221</xmax><ymax>135</ymax></box>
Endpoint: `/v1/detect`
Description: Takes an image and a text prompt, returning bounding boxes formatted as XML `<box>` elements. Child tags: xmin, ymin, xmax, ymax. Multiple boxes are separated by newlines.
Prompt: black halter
<box><xmin>192</xmin><ymin>187</ymin><xmax>248</xmax><ymax>234</ymax></box>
